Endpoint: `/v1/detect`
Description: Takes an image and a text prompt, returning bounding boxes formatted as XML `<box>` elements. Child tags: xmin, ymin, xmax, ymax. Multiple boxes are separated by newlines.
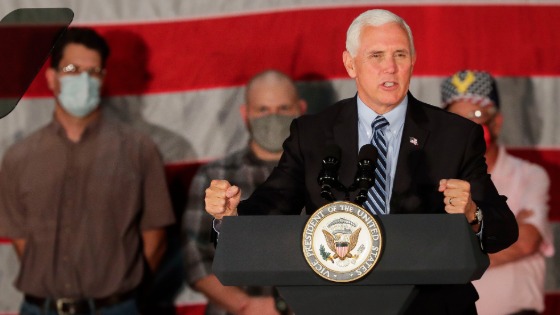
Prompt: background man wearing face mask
<box><xmin>442</xmin><ymin>70</ymin><xmax>554</xmax><ymax>315</ymax></box>
<box><xmin>0</xmin><ymin>27</ymin><xmax>175</xmax><ymax>315</ymax></box>
<box><xmin>182</xmin><ymin>70</ymin><xmax>306</xmax><ymax>315</ymax></box>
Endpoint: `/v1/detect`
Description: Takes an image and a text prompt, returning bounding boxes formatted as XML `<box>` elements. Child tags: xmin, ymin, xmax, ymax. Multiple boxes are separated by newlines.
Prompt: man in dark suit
<box><xmin>205</xmin><ymin>9</ymin><xmax>518</xmax><ymax>314</ymax></box>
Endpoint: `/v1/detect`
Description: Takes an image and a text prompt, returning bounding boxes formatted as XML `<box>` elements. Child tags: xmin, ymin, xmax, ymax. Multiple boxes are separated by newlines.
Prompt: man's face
<box><xmin>343</xmin><ymin>23</ymin><xmax>416</xmax><ymax>113</ymax></box>
<box><xmin>243</xmin><ymin>79</ymin><xmax>306</xmax><ymax>154</ymax></box>
<box><xmin>447</xmin><ymin>100</ymin><xmax>496</xmax><ymax>125</ymax></box>
<box><xmin>447</xmin><ymin>100</ymin><xmax>502</xmax><ymax>149</ymax></box>
<box><xmin>46</xmin><ymin>43</ymin><xmax>104</xmax><ymax>95</ymax></box>
<box><xmin>245</xmin><ymin>80</ymin><xmax>303</xmax><ymax>119</ymax></box>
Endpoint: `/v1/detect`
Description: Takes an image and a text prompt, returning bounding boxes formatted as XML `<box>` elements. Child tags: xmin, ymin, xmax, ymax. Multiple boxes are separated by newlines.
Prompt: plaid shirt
<box><xmin>182</xmin><ymin>147</ymin><xmax>277</xmax><ymax>315</ymax></box>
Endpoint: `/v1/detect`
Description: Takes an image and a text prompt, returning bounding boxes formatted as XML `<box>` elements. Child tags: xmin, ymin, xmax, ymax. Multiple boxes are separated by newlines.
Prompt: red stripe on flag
<box><xmin>22</xmin><ymin>5</ymin><xmax>560</xmax><ymax>97</ymax></box>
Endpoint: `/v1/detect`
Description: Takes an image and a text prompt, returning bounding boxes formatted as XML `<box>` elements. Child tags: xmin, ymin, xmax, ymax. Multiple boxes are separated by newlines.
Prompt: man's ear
<box><xmin>343</xmin><ymin>51</ymin><xmax>357</xmax><ymax>78</ymax></box>
<box><xmin>45</xmin><ymin>67</ymin><xmax>58</xmax><ymax>93</ymax></box>
<box><xmin>298</xmin><ymin>99</ymin><xmax>308</xmax><ymax>115</ymax></box>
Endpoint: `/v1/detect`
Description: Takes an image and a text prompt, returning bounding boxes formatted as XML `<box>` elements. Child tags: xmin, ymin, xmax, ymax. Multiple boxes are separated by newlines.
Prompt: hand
<box><xmin>239</xmin><ymin>297</ymin><xmax>279</xmax><ymax>315</ymax></box>
<box><xmin>205</xmin><ymin>179</ymin><xmax>241</xmax><ymax>219</ymax></box>
<box><xmin>438</xmin><ymin>179</ymin><xmax>477</xmax><ymax>223</ymax></box>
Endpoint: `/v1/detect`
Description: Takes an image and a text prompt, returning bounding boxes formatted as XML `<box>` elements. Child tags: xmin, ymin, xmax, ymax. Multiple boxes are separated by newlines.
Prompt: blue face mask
<box><xmin>58</xmin><ymin>72</ymin><xmax>101</xmax><ymax>118</ymax></box>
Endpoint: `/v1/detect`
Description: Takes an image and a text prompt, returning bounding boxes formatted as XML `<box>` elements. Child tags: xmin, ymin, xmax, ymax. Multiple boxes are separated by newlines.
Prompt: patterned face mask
<box><xmin>58</xmin><ymin>72</ymin><xmax>101</xmax><ymax>118</ymax></box>
<box><xmin>249</xmin><ymin>114</ymin><xmax>296</xmax><ymax>153</ymax></box>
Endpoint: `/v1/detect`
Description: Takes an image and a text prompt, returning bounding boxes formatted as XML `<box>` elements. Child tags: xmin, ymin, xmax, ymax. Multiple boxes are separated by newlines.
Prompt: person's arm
<box><xmin>186</xmin><ymin>167</ymin><xmax>244</xmax><ymax>307</ymax></box>
<box><xmin>142</xmin><ymin>228</ymin><xmax>167</xmax><ymax>272</ymax></box>
<box><xmin>194</xmin><ymin>274</ymin><xmax>249</xmax><ymax>313</ymax></box>
<box><xmin>189</xmin><ymin>168</ymin><xmax>279</xmax><ymax>314</ymax></box>
<box><xmin>138</xmin><ymin>136</ymin><xmax>175</xmax><ymax>271</ymax></box>
<box><xmin>489</xmin><ymin>211</ymin><xmax>542</xmax><ymax>267</ymax></box>
<box><xmin>0</xmin><ymin>152</ymin><xmax>29</xmax><ymax>253</ymax></box>
<box><xmin>490</xmin><ymin>161</ymin><xmax>551</xmax><ymax>265</ymax></box>
<box><xmin>12</xmin><ymin>238</ymin><xmax>26</xmax><ymax>259</ymax></box>
<box><xmin>194</xmin><ymin>274</ymin><xmax>279</xmax><ymax>315</ymax></box>
<box><xmin>449</xmin><ymin>123</ymin><xmax>517</xmax><ymax>253</ymax></box>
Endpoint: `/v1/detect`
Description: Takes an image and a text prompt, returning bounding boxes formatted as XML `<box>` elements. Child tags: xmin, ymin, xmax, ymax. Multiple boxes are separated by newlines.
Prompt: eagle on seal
<box><xmin>322</xmin><ymin>227</ymin><xmax>361</xmax><ymax>261</ymax></box>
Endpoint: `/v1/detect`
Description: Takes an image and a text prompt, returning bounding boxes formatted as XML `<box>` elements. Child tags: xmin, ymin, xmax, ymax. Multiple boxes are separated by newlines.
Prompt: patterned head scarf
<box><xmin>441</xmin><ymin>70</ymin><xmax>500</xmax><ymax>109</ymax></box>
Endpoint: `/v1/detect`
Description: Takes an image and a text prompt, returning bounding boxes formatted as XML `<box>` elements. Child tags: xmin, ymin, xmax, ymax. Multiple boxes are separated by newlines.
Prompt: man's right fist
<box><xmin>205</xmin><ymin>179</ymin><xmax>242</xmax><ymax>219</ymax></box>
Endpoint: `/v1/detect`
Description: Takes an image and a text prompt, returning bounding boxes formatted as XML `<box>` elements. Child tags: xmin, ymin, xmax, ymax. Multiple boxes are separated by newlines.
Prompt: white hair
<box><xmin>345</xmin><ymin>9</ymin><xmax>415</xmax><ymax>57</ymax></box>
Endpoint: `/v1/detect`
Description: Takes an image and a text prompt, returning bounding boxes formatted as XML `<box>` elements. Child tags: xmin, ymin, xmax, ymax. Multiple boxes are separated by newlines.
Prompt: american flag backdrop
<box><xmin>1</xmin><ymin>0</ymin><xmax>560</xmax><ymax>314</ymax></box>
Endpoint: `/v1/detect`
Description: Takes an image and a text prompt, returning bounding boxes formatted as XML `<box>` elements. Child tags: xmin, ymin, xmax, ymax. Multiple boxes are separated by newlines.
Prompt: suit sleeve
<box><xmin>463</xmin><ymin>124</ymin><xmax>518</xmax><ymax>253</ymax></box>
<box><xmin>238</xmin><ymin>119</ymin><xmax>307</xmax><ymax>215</ymax></box>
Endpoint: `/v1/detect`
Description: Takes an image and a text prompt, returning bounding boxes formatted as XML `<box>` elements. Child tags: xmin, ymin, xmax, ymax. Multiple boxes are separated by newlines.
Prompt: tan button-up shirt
<box><xmin>0</xmin><ymin>116</ymin><xmax>175</xmax><ymax>298</ymax></box>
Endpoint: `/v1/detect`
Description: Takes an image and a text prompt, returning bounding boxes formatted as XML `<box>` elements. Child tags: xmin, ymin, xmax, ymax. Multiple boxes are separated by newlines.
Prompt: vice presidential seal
<box><xmin>302</xmin><ymin>201</ymin><xmax>383</xmax><ymax>282</ymax></box>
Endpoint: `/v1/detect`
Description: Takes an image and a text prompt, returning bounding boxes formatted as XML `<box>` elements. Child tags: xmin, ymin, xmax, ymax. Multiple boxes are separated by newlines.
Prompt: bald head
<box><xmin>245</xmin><ymin>70</ymin><xmax>299</xmax><ymax>105</ymax></box>
<box><xmin>243</xmin><ymin>70</ymin><xmax>305</xmax><ymax>119</ymax></box>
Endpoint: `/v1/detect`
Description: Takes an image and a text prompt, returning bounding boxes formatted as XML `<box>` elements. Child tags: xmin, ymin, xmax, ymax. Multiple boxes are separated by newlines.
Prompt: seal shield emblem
<box><xmin>302</xmin><ymin>201</ymin><xmax>383</xmax><ymax>282</ymax></box>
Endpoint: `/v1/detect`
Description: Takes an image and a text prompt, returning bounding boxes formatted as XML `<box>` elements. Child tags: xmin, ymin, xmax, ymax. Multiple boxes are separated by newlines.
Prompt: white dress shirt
<box><xmin>357</xmin><ymin>95</ymin><xmax>407</xmax><ymax>213</ymax></box>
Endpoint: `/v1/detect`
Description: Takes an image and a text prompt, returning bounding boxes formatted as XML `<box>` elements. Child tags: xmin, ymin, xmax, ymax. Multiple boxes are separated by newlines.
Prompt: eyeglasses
<box><xmin>58</xmin><ymin>64</ymin><xmax>105</xmax><ymax>78</ymax></box>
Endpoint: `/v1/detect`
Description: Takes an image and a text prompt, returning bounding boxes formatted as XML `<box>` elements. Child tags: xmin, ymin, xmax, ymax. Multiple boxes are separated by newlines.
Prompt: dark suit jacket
<box><xmin>238</xmin><ymin>94</ymin><xmax>518</xmax><ymax>314</ymax></box>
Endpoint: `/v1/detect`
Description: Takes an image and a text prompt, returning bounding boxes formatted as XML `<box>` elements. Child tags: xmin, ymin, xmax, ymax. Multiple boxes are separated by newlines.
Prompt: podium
<box><xmin>213</xmin><ymin>214</ymin><xmax>489</xmax><ymax>315</ymax></box>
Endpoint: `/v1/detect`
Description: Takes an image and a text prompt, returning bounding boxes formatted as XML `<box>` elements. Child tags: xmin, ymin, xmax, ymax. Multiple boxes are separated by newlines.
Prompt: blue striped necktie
<box><xmin>364</xmin><ymin>116</ymin><xmax>390</xmax><ymax>215</ymax></box>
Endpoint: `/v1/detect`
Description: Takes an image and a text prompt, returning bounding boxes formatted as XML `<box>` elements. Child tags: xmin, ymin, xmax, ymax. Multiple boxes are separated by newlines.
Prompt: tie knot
<box><xmin>372</xmin><ymin>116</ymin><xmax>389</xmax><ymax>132</ymax></box>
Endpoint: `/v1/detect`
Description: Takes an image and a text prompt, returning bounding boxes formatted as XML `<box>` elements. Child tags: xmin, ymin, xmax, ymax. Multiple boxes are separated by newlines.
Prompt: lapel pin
<box><xmin>409</xmin><ymin>137</ymin><xmax>418</xmax><ymax>146</ymax></box>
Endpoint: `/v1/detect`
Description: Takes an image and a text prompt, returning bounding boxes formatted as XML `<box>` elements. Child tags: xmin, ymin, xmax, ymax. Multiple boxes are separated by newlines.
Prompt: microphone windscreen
<box><xmin>358</xmin><ymin>144</ymin><xmax>378</xmax><ymax>162</ymax></box>
<box><xmin>324</xmin><ymin>143</ymin><xmax>341</xmax><ymax>160</ymax></box>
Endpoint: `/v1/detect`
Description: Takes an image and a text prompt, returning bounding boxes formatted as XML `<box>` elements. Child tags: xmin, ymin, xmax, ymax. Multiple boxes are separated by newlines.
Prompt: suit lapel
<box><xmin>391</xmin><ymin>94</ymin><xmax>430</xmax><ymax>213</ymax></box>
<box><xmin>328</xmin><ymin>94</ymin><xmax>430</xmax><ymax>209</ymax></box>
<box><xmin>333</xmin><ymin>97</ymin><xmax>359</xmax><ymax>190</ymax></box>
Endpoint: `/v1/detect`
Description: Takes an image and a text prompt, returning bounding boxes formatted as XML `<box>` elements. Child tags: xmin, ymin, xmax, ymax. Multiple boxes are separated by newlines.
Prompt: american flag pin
<box><xmin>409</xmin><ymin>137</ymin><xmax>418</xmax><ymax>146</ymax></box>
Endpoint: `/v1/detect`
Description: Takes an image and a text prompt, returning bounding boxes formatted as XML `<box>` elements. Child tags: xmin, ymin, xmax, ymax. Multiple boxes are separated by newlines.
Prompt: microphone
<box><xmin>317</xmin><ymin>144</ymin><xmax>342</xmax><ymax>202</ymax></box>
<box><xmin>352</xmin><ymin>144</ymin><xmax>378</xmax><ymax>204</ymax></box>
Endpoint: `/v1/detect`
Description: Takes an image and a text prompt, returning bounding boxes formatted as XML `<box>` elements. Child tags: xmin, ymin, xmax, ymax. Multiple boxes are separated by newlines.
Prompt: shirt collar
<box><xmin>49</xmin><ymin>111</ymin><xmax>104</xmax><ymax>142</ymax></box>
<box><xmin>243</xmin><ymin>146</ymin><xmax>278</xmax><ymax>168</ymax></box>
<box><xmin>357</xmin><ymin>95</ymin><xmax>408</xmax><ymax>136</ymax></box>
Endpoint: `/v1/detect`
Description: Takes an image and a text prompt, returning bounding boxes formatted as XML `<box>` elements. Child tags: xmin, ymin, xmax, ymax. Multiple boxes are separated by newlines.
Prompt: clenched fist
<box><xmin>205</xmin><ymin>179</ymin><xmax>242</xmax><ymax>219</ymax></box>
<box><xmin>439</xmin><ymin>178</ymin><xmax>479</xmax><ymax>229</ymax></box>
